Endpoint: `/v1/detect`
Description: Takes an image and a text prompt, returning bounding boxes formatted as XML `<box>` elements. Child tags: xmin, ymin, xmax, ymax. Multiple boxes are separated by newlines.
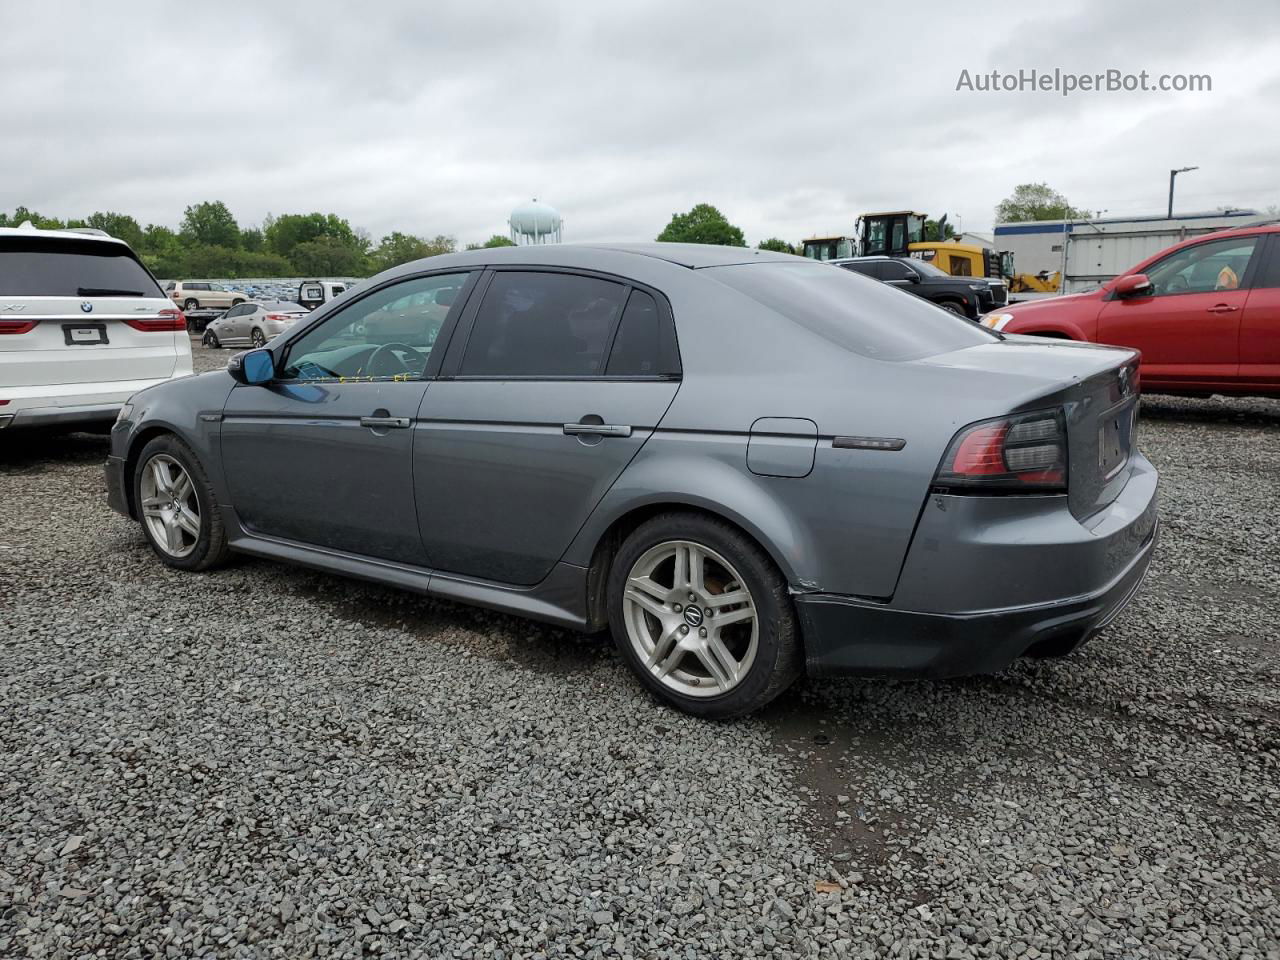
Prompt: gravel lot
<box><xmin>2</xmin><ymin>341</ymin><xmax>1278</xmax><ymax>959</ymax></box>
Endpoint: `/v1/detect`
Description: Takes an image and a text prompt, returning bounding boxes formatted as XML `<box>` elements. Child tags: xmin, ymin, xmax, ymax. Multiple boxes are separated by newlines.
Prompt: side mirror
<box><xmin>1114</xmin><ymin>273</ymin><xmax>1153</xmax><ymax>299</ymax></box>
<box><xmin>227</xmin><ymin>348</ymin><xmax>274</xmax><ymax>385</ymax></box>
<box><xmin>903</xmin><ymin>270</ymin><xmax>921</xmax><ymax>283</ymax></box>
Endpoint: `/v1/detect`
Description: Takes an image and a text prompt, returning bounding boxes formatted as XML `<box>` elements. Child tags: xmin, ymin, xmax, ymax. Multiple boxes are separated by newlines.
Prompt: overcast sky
<box><xmin>3</xmin><ymin>0</ymin><xmax>1277</xmax><ymax>246</ymax></box>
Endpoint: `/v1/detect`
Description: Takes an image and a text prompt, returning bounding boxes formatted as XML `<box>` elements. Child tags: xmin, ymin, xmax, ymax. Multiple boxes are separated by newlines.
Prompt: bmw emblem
<box><xmin>80</xmin><ymin>302</ymin><xmax>93</xmax><ymax>313</ymax></box>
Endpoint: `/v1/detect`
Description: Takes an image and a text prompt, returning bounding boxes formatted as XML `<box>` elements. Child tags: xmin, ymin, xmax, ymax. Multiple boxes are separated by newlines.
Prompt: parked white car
<box><xmin>0</xmin><ymin>224</ymin><xmax>193</xmax><ymax>430</ymax></box>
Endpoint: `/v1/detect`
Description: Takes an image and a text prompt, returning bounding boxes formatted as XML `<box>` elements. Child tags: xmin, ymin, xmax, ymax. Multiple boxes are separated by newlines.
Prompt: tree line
<box><xmin>0</xmin><ymin>201</ymin><xmax>514</xmax><ymax>279</ymax></box>
<box><xmin>0</xmin><ymin>184</ymin><xmax>1095</xmax><ymax>280</ymax></box>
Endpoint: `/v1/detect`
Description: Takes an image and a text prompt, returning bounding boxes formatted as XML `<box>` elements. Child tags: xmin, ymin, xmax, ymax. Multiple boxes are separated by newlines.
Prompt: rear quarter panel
<box><xmin>568</xmin><ymin>267</ymin><xmax>1144</xmax><ymax>601</ymax></box>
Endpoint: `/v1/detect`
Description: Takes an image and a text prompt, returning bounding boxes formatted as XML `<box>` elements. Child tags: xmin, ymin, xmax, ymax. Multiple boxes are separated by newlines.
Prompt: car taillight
<box><xmin>125</xmin><ymin>308</ymin><xmax>187</xmax><ymax>332</ymax></box>
<box><xmin>0</xmin><ymin>319</ymin><xmax>37</xmax><ymax>334</ymax></box>
<box><xmin>265</xmin><ymin>313</ymin><xmax>297</xmax><ymax>323</ymax></box>
<box><xmin>934</xmin><ymin>408</ymin><xmax>1067</xmax><ymax>492</ymax></box>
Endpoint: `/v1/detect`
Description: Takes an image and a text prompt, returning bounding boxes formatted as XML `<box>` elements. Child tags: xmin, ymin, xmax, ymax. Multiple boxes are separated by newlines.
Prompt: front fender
<box><xmin>111</xmin><ymin>371</ymin><xmax>237</xmax><ymax>514</ymax></box>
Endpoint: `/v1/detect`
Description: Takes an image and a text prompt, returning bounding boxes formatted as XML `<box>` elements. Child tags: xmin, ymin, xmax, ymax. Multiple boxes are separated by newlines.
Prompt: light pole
<box><xmin>1168</xmin><ymin>166</ymin><xmax>1198</xmax><ymax>219</ymax></box>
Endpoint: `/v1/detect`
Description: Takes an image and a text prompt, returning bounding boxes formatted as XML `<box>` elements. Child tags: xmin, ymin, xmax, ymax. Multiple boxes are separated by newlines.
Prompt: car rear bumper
<box><xmin>798</xmin><ymin>455</ymin><xmax>1159</xmax><ymax>678</ymax></box>
<box><xmin>0</xmin><ymin>375</ymin><xmax>187</xmax><ymax>429</ymax></box>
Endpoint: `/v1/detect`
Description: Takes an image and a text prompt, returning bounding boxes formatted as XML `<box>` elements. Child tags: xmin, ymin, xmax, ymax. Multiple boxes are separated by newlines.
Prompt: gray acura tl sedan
<box><xmin>105</xmin><ymin>243</ymin><xmax>1158</xmax><ymax>718</ymax></box>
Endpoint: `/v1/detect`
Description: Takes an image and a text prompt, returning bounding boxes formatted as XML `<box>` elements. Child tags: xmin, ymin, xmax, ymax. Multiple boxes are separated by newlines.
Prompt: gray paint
<box><xmin>747</xmin><ymin>418</ymin><xmax>817</xmax><ymax>478</ymax></box>
<box><xmin>107</xmin><ymin>243</ymin><xmax>1159</xmax><ymax>672</ymax></box>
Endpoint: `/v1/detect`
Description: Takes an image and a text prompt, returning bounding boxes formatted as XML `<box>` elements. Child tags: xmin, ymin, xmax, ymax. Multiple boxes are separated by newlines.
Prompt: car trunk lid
<box><xmin>919</xmin><ymin>336</ymin><xmax>1142</xmax><ymax>519</ymax></box>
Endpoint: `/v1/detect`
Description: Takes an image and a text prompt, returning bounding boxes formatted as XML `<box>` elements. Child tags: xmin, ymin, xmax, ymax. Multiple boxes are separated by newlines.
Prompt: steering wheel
<box><xmin>364</xmin><ymin>342</ymin><xmax>425</xmax><ymax>378</ymax></box>
<box><xmin>1166</xmin><ymin>275</ymin><xmax>1189</xmax><ymax>293</ymax></box>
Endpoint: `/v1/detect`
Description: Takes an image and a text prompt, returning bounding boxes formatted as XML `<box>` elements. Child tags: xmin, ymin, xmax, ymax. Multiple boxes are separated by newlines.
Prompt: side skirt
<box><xmin>225</xmin><ymin>520</ymin><xmax>592</xmax><ymax>632</ymax></box>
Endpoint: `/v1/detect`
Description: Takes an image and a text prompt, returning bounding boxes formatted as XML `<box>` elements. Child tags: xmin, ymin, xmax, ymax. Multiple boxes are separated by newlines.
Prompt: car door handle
<box><xmin>1206</xmin><ymin>304</ymin><xmax>1239</xmax><ymax>313</ymax></box>
<box><xmin>563</xmin><ymin>422</ymin><xmax>632</xmax><ymax>438</ymax></box>
<box><xmin>360</xmin><ymin>415</ymin><xmax>411</xmax><ymax>429</ymax></box>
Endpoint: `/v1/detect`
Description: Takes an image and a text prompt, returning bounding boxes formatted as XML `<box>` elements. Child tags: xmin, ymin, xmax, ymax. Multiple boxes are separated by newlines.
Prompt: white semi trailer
<box><xmin>994</xmin><ymin>209</ymin><xmax>1264</xmax><ymax>295</ymax></box>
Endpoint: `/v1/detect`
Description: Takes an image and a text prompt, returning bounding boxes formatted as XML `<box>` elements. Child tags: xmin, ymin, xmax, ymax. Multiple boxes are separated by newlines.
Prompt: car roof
<box><xmin>573</xmin><ymin>242</ymin><xmax>798</xmax><ymax>268</ymax></box>
<box><xmin>0</xmin><ymin>224</ymin><xmax>127</xmax><ymax>245</ymax></box>
<box><xmin>389</xmin><ymin>242</ymin><xmax>801</xmax><ymax>274</ymax></box>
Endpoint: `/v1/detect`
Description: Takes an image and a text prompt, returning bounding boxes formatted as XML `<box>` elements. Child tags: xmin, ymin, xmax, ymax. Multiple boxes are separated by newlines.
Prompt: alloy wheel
<box><xmin>622</xmin><ymin>539</ymin><xmax>758</xmax><ymax>698</ymax></box>
<box><xmin>251</xmin><ymin>329</ymin><xmax>266</xmax><ymax>347</ymax></box>
<box><xmin>139</xmin><ymin>454</ymin><xmax>201</xmax><ymax>558</ymax></box>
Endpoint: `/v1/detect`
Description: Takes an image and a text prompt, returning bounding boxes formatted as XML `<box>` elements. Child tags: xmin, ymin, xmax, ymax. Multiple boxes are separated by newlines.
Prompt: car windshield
<box><xmin>710</xmin><ymin>261</ymin><xmax>996</xmax><ymax>361</ymax></box>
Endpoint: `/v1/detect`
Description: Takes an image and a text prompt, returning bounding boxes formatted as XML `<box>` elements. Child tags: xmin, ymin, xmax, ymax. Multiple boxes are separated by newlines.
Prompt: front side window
<box><xmin>280</xmin><ymin>272</ymin><xmax>470</xmax><ymax>382</ymax></box>
<box><xmin>1254</xmin><ymin>237</ymin><xmax>1280</xmax><ymax>288</ymax></box>
<box><xmin>1145</xmin><ymin>236</ymin><xmax>1259</xmax><ymax>296</ymax></box>
<box><xmin>880</xmin><ymin>261</ymin><xmax>915</xmax><ymax>282</ymax></box>
<box><xmin>460</xmin><ymin>271</ymin><xmax>626</xmax><ymax>377</ymax></box>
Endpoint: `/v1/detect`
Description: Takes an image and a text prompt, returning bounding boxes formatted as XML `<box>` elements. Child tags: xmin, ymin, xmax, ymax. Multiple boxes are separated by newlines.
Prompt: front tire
<box><xmin>202</xmin><ymin>329</ymin><xmax>221</xmax><ymax>348</ymax></box>
<box><xmin>607</xmin><ymin>512</ymin><xmax>801</xmax><ymax>719</ymax></box>
<box><xmin>939</xmin><ymin>300</ymin><xmax>967</xmax><ymax>316</ymax></box>
<box><xmin>133</xmin><ymin>435</ymin><xmax>231</xmax><ymax>571</ymax></box>
<box><xmin>183</xmin><ymin>298</ymin><xmax>199</xmax><ymax>311</ymax></box>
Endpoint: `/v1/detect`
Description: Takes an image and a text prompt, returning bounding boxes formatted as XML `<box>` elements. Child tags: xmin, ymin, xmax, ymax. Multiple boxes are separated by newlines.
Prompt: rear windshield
<box><xmin>0</xmin><ymin>237</ymin><xmax>164</xmax><ymax>298</ymax></box>
<box><xmin>709</xmin><ymin>261</ymin><xmax>996</xmax><ymax>361</ymax></box>
<box><xmin>263</xmin><ymin>301</ymin><xmax>304</xmax><ymax>311</ymax></box>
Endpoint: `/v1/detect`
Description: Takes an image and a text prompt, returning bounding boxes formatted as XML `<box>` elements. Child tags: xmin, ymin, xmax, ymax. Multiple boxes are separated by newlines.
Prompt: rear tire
<box><xmin>250</xmin><ymin>328</ymin><xmax>266</xmax><ymax>347</ymax></box>
<box><xmin>133</xmin><ymin>435</ymin><xmax>231</xmax><ymax>572</ymax></box>
<box><xmin>607</xmin><ymin>512</ymin><xmax>801</xmax><ymax>719</ymax></box>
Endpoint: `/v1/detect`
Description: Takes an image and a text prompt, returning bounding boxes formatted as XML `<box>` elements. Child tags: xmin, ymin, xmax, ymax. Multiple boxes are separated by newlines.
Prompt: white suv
<box><xmin>0</xmin><ymin>225</ymin><xmax>193</xmax><ymax>430</ymax></box>
<box><xmin>166</xmin><ymin>280</ymin><xmax>246</xmax><ymax>311</ymax></box>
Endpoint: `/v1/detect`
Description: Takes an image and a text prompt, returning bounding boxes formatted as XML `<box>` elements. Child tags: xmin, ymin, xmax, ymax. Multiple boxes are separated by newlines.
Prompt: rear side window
<box><xmin>606</xmin><ymin>289</ymin><xmax>680</xmax><ymax>377</ymax></box>
<box><xmin>0</xmin><ymin>237</ymin><xmax>163</xmax><ymax>297</ymax></box>
<box><xmin>710</xmin><ymin>262</ymin><xmax>996</xmax><ymax>362</ymax></box>
<box><xmin>460</xmin><ymin>271</ymin><xmax>626</xmax><ymax>377</ymax></box>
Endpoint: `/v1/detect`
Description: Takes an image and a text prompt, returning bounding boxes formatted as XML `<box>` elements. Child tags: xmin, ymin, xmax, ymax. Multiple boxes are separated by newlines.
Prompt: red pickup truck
<box><xmin>981</xmin><ymin>225</ymin><xmax>1280</xmax><ymax>397</ymax></box>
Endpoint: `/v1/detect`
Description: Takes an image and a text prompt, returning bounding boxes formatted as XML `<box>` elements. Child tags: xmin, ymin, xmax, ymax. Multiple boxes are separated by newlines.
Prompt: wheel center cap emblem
<box><xmin>683</xmin><ymin>605</ymin><xmax>704</xmax><ymax>628</ymax></box>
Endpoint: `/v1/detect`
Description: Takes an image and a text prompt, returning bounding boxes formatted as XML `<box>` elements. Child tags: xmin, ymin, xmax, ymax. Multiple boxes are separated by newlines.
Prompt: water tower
<box><xmin>509</xmin><ymin>198</ymin><xmax>563</xmax><ymax>245</ymax></box>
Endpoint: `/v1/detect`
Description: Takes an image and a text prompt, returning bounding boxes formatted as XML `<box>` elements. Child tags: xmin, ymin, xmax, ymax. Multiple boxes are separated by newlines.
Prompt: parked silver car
<box><xmin>202</xmin><ymin>301</ymin><xmax>308</xmax><ymax>348</ymax></box>
<box><xmin>106</xmin><ymin>243</ymin><xmax>1158</xmax><ymax>718</ymax></box>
